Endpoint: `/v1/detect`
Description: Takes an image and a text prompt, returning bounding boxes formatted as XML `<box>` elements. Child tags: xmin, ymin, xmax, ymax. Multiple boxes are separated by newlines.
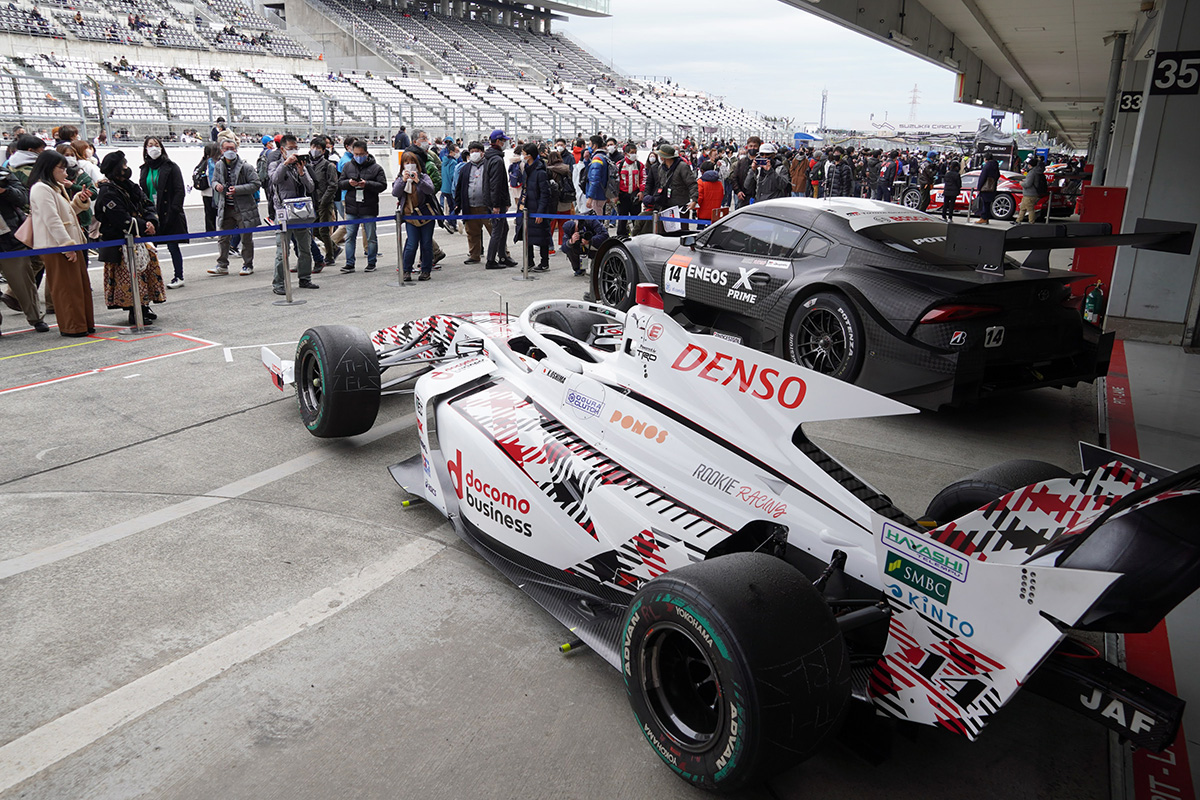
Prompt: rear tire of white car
<box><xmin>295</xmin><ymin>325</ymin><xmax>381</xmax><ymax>438</ymax></box>
<box><xmin>924</xmin><ymin>459</ymin><xmax>1070</xmax><ymax>524</ymax></box>
<box><xmin>787</xmin><ymin>292</ymin><xmax>865</xmax><ymax>382</ymax></box>
<box><xmin>622</xmin><ymin>552</ymin><xmax>850</xmax><ymax>793</ymax></box>
<box><xmin>990</xmin><ymin>192</ymin><xmax>1016</xmax><ymax>221</ymax></box>
<box><xmin>592</xmin><ymin>244</ymin><xmax>637</xmax><ymax>311</ymax></box>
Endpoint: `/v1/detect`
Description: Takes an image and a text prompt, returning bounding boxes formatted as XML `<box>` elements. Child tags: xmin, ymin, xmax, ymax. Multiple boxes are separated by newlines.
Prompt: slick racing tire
<box><xmin>593</xmin><ymin>244</ymin><xmax>637</xmax><ymax>311</ymax></box>
<box><xmin>622</xmin><ymin>552</ymin><xmax>850</xmax><ymax>793</ymax></box>
<box><xmin>990</xmin><ymin>192</ymin><xmax>1016</xmax><ymax>221</ymax></box>
<box><xmin>924</xmin><ymin>459</ymin><xmax>1070</xmax><ymax>524</ymax></box>
<box><xmin>900</xmin><ymin>187</ymin><xmax>922</xmax><ymax>209</ymax></box>
<box><xmin>295</xmin><ymin>325</ymin><xmax>381</xmax><ymax>438</ymax></box>
<box><xmin>787</xmin><ymin>292</ymin><xmax>865</xmax><ymax>382</ymax></box>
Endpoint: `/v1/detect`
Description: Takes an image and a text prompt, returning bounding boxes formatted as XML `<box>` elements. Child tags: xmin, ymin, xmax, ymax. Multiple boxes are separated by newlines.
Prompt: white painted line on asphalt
<box><xmin>0</xmin><ymin>416</ymin><xmax>416</xmax><ymax>579</ymax></box>
<box><xmin>0</xmin><ymin>535</ymin><xmax>444</xmax><ymax>794</ymax></box>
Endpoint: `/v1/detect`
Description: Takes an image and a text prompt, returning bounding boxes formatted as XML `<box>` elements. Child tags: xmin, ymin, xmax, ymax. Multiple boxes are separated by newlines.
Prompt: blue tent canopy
<box><xmin>793</xmin><ymin>132</ymin><xmax>822</xmax><ymax>142</ymax></box>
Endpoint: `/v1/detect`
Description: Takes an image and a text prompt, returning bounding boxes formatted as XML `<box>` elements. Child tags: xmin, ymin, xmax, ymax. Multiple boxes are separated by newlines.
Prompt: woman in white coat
<box><xmin>28</xmin><ymin>150</ymin><xmax>93</xmax><ymax>337</ymax></box>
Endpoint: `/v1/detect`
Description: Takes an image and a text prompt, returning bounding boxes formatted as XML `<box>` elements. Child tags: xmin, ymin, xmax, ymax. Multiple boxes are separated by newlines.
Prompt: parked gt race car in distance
<box><xmin>587</xmin><ymin>197</ymin><xmax>1122</xmax><ymax>410</ymax></box>
<box><xmin>265</xmin><ymin>292</ymin><xmax>1200</xmax><ymax>792</ymax></box>
<box><xmin>899</xmin><ymin>169</ymin><xmax>1076</xmax><ymax>220</ymax></box>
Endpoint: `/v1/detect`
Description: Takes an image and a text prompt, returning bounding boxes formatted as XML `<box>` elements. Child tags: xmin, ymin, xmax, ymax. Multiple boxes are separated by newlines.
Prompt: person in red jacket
<box><xmin>696</xmin><ymin>160</ymin><xmax>723</xmax><ymax>221</ymax></box>
<box><xmin>616</xmin><ymin>143</ymin><xmax>645</xmax><ymax>237</ymax></box>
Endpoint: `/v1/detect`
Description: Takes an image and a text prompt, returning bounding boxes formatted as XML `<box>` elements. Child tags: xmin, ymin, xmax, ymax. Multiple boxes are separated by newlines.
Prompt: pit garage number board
<box><xmin>1150</xmin><ymin>51</ymin><xmax>1200</xmax><ymax>95</ymax></box>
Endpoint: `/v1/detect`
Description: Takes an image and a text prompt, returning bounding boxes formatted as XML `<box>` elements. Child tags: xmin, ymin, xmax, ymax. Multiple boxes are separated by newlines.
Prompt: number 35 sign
<box><xmin>1151</xmin><ymin>51</ymin><xmax>1200</xmax><ymax>95</ymax></box>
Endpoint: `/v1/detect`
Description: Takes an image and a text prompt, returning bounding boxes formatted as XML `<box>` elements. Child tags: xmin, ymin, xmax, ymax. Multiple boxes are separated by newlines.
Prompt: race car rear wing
<box><xmin>946</xmin><ymin>218</ymin><xmax>1197</xmax><ymax>275</ymax></box>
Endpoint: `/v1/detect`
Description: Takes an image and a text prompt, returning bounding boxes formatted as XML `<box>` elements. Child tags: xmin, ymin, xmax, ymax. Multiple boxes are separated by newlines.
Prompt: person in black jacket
<box><xmin>95</xmin><ymin>151</ymin><xmax>165</xmax><ymax>324</ymax></box>
<box><xmin>307</xmin><ymin>136</ymin><xmax>341</xmax><ymax>270</ymax></box>
<box><xmin>975</xmin><ymin>153</ymin><xmax>1001</xmax><ymax>224</ymax></box>
<box><xmin>519</xmin><ymin>143</ymin><xmax>551</xmax><ymax>272</ymax></box>
<box><xmin>482</xmin><ymin>129</ymin><xmax>516</xmax><ymax>270</ymax></box>
<box><xmin>392</xmin><ymin>126</ymin><xmax>410</xmax><ymax>151</ymax></box>
<box><xmin>139</xmin><ymin>137</ymin><xmax>188</xmax><ymax>289</ymax></box>
<box><xmin>744</xmin><ymin>143</ymin><xmax>791</xmax><ymax>202</ymax></box>
<box><xmin>337</xmin><ymin>140</ymin><xmax>386</xmax><ymax>272</ymax></box>
<box><xmin>942</xmin><ymin>161</ymin><xmax>962</xmax><ymax>221</ymax></box>
<box><xmin>917</xmin><ymin>154</ymin><xmax>937</xmax><ymax>212</ymax></box>
<box><xmin>561</xmin><ymin>213</ymin><xmax>608</xmax><ymax>277</ymax></box>
<box><xmin>877</xmin><ymin>151</ymin><xmax>898</xmax><ymax>201</ymax></box>
<box><xmin>825</xmin><ymin>151</ymin><xmax>852</xmax><ymax>197</ymax></box>
<box><xmin>0</xmin><ymin>168</ymin><xmax>49</xmax><ymax>332</ymax></box>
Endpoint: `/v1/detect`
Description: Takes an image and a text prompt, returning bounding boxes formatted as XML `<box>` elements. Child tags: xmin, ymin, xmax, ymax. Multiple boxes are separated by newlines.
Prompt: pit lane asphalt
<box><xmin>0</xmin><ymin>206</ymin><xmax>1108</xmax><ymax>800</ymax></box>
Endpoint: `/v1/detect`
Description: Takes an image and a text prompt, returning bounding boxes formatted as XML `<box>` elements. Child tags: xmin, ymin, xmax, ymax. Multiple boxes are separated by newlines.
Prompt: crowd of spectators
<box><xmin>0</xmin><ymin>118</ymin><xmax>1077</xmax><ymax>338</ymax></box>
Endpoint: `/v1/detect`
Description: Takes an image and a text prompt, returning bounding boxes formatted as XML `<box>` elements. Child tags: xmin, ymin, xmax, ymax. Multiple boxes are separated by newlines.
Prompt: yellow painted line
<box><xmin>0</xmin><ymin>338</ymin><xmax>105</xmax><ymax>361</ymax></box>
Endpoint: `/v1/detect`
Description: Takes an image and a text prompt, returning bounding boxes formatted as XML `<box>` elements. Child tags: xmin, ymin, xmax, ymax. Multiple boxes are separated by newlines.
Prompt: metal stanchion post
<box><xmin>511</xmin><ymin>208</ymin><xmax>536</xmax><ymax>282</ymax></box>
<box><xmin>117</xmin><ymin>231</ymin><xmax>152</xmax><ymax>336</ymax></box>
<box><xmin>652</xmin><ymin>208</ymin><xmax>661</xmax><ymax>236</ymax></box>
<box><xmin>272</xmin><ymin>215</ymin><xmax>306</xmax><ymax>306</ymax></box>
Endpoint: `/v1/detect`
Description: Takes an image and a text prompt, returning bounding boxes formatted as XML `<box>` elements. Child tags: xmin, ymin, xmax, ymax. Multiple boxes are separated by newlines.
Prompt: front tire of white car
<box><xmin>622</xmin><ymin>553</ymin><xmax>850</xmax><ymax>793</ymax></box>
<box><xmin>295</xmin><ymin>325</ymin><xmax>381</xmax><ymax>438</ymax></box>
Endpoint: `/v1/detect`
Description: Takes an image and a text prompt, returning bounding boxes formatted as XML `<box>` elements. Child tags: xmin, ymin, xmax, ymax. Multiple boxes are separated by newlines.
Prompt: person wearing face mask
<box><xmin>482</xmin><ymin>129</ymin><xmax>517</xmax><ymax>270</ymax></box>
<box><xmin>70</xmin><ymin>140</ymin><xmax>103</xmax><ymax>185</ymax></box>
<box><xmin>338</xmin><ymin>139</ymin><xmax>386</xmax><ymax>273</ymax></box>
<box><xmin>403</xmin><ymin>129</ymin><xmax>448</xmax><ymax>266</ymax></box>
<box><xmin>391</xmin><ymin>151</ymin><xmax>437</xmax><ymax>281</ymax></box>
<box><xmin>139</xmin><ymin>137</ymin><xmax>187</xmax><ymax>290</ymax></box>
<box><xmin>207</xmin><ymin>138</ymin><xmax>261</xmax><ymax>276</ymax></box>
<box><xmin>439</xmin><ymin>142</ymin><xmax>460</xmax><ymax>235</ymax></box>
<box><xmin>553</xmin><ymin>138</ymin><xmax>575</xmax><ymax>168</ymax></box>
<box><xmin>732</xmin><ymin>136</ymin><xmax>762</xmax><ymax>209</ymax></box>
<box><xmin>306</xmin><ymin>136</ymin><xmax>340</xmax><ymax>270</ymax></box>
<box><xmin>453</xmin><ymin>141</ymin><xmax>493</xmax><ymax>265</ymax></box>
<box><xmin>584</xmin><ymin>134</ymin><xmax>613</xmax><ymax>215</ymax></box>
<box><xmin>518</xmin><ymin>143</ymin><xmax>551</xmax><ymax>273</ymax></box>
<box><xmin>268</xmin><ymin>134</ymin><xmax>317</xmax><ymax>294</ymax></box>
<box><xmin>27</xmin><ymin>150</ymin><xmax>92</xmax><ymax>336</ymax></box>
<box><xmin>616</xmin><ymin>144</ymin><xmax>644</xmax><ymax>239</ymax></box>
<box><xmin>95</xmin><ymin>151</ymin><xmax>164</xmax><ymax>325</ymax></box>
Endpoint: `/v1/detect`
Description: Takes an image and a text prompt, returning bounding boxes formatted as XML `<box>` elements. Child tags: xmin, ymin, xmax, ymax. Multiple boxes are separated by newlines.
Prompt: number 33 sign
<box><xmin>1151</xmin><ymin>51</ymin><xmax>1200</xmax><ymax>95</ymax></box>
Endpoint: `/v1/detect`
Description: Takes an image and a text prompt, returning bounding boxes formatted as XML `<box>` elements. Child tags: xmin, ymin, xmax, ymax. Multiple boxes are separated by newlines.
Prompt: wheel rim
<box><xmin>993</xmin><ymin>195</ymin><xmax>1012</xmax><ymax>216</ymax></box>
<box><xmin>640</xmin><ymin>623</ymin><xmax>724</xmax><ymax>751</ymax></box>
<box><xmin>299</xmin><ymin>349</ymin><xmax>324</xmax><ymax>418</ymax></box>
<box><xmin>597</xmin><ymin>252</ymin><xmax>630</xmax><ymax>307</ymax></box>
<box><xmin>903</xmin><ymin>191</ymin><xmax>920</xmax><ymax>208</ymax></box>
<box><xmin>795</xmin><ymin>307</ymin><xmax>848</xmax><ymax>375</ymax></box>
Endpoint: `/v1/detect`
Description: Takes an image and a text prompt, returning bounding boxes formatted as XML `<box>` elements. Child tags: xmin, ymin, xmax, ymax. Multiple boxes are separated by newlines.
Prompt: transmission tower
<box><xmin>908</xmin><ymin>84</ymin><xmax>920</xmax><ymax>122</ymax></box>
<box><xmin>819</xmin><ymin>88</ymin><xmax>827</xmax><ymax>132</ymax></box>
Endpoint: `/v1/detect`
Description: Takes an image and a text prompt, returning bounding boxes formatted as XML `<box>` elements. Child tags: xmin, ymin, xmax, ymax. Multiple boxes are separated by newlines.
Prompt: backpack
<box><xmin>508</xmin><ymin>161</ymin><xmax>523</xmax><ymax>188</ymax></box>
<box><xmin>556</xmin><ymin>170</ymin><xmax>576</xmax><ymax>203</ymax></box>
<box><xmin>546</xmin><ymin>173</ymin><xmax>561</xmax><ymax>207</ymax></box>
<box><xmin>577</xmin><ymin>163</ymin><xmax>588</xmax><ymax>195</ymax></box>
<box><xmin>604</xmin><ymin>156</ymin><xmax>619</xmax><ymax>201</ymax></box>
<box><xmin>192</xmin><ymin>158</ymin><xmax>209</xmax><ymax>191</ymax></box>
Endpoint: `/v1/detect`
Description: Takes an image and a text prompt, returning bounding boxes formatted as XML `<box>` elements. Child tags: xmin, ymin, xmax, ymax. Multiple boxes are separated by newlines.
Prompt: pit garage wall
<box><xmin>1107</xmin><ymin>0</ymin><xmax>1200</xmax><ymax>346</ymax></box>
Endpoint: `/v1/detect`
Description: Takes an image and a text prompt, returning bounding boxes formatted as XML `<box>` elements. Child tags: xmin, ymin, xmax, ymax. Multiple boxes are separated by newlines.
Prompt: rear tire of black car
<box><xmin>622</xmin><ymin>552</ymin><xmax>850</xmax><ymax>793</ymax></box>
<box><xmin>900</xmin><ymin>188</ymin><xmax>921</xmax><ymax>209</ymax></box>
<box><xmin>295</xmin><ymin>325</ymin><xmax>381</xmax><ymax>438</ymax></box>
<box><xmin>990</xmin><ymin>193</ymin><xmax>1016</xmax><ymax>221</ymax></box>
<box><xmin>787</xmin><ymin>292</ymin><xmax>865</xmax><ymax>382</ymax></box>
<box><xmin>924</xmin><ymin>459</ymin><xmax>1071</xmax><ymax>524</ymax></box>
<box><xmin>593</xmin><ymin>244</ymin><xmax>637</xmax><ymax>311</ymax></box>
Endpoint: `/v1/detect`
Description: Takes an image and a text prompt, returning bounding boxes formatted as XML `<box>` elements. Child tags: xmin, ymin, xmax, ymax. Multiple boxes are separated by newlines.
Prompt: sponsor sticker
<box><xmin>670</xmin><ymin>344</ymin><xmax>807</xmax><ymax>410</ymax></box>
<box><xmin>984</xmin><ymin>325</ymin><xmax>1005</xmax><ymax>348</ymax></box>
<box><xmin>664</xmin><ymin>254</ymin><xmax>691</xmax><ymax>297</ymax></box>
<box><xmin>565</xmin><ymin>388</ymin><xmax>604</xmax><ymax>418</ymax></box>
<box><xmin>647</xmin><ymin>322</ymin><xmax>663</xmax><ymax>341</ymax></box>
<box><xmin>885</xmin><ymin>583</ymin><xmax>975</xmax><ymax>637</ymax></box>
<box><xmin>950</xmin><ymin>330</ymin><xmax>967</xmax><ymax>346</ymax></box>
<box><xmin>712</xmin><ymin>330</ymin><xmax>742</xmax><ymax>344</ymax></box>
<box><xmin>886</xmin><ymin>551</ymin><xmax>951</xmax><ymax>601</ymax></box>
<box><xmin>881</xmin><ymin>523</ymin><xmax>969</xmax><ymax>582</ymax></box>
<box><xmin>609</xmin><ymin>409</ymin><xmax>668</xmax><ymax>443</ymax></box>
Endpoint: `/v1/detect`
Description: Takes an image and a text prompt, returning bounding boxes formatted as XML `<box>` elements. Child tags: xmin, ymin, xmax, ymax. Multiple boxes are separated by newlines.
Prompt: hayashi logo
<box><xmin>647</xmin><ymin>323</ymin><xmax>663</xmax><ymax>341</ymax></box>
<box><xmin>447</xmin><ymin>450</ymin><xmax>533</xmax><ymax>536</ymax></box>
<box><xmin>565</xmin><ymin>388</ymin><xmax>603</xmax><ymax>418</ymax></box>
<box><xmin>670</xmin><ymin>344</ymin><xmax>807</xmax><ymax>410</ymax></box>
<box><xmin>882</xmin><ymin>524</ymin><xmax>968</xmax><ymax>582</ymax></box>
<box><xmin>609</xmin><ymin>410</ymin><xmax>668</xmax><ymax>443</ymax></box>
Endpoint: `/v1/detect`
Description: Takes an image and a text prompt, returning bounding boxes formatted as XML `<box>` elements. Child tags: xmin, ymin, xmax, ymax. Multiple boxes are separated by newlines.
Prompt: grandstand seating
<box><xmin>0</xmin><ymin>0</ymin><xmax>780</xmax><ymax>140</ymax></box>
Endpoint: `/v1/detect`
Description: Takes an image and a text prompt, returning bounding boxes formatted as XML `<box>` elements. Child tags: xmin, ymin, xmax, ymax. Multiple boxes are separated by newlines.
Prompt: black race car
<box><xmin>586</xmin><ymin>198</ymin><xmax>1189</xmax><ymax>410</ymax></box>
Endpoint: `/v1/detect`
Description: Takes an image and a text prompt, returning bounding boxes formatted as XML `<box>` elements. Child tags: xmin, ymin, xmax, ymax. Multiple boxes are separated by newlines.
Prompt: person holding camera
<box><xmin>96</xmin><ymin>151</ymin><xmax>165</xmax><ymax>325</ymax></box>
<box><xmin>268</xmin><ymin>134</ymin><xmax>317</xmax><ymax>294</ymax></box>
<box><xmin>307</xmin><ymin>136</ymin><xmax>340</xmax><ymax>271</ymax></box>
<box><xmin>392</xmin><ymin>151</ymin><xmax>436</xmax><ymax>281</ymax></box>
<box><xmin>139</xmin><ymin>137</ymin><xmax>187</xmax><ymax>289</ymax></box>
<box><xmin>208</xmin><ymin>136</ymin><xmax>261</xmax><ymax>276</ymax></box>
<box><xmin>338</xmin><ymin>139</ymin><xmax>386</xmax><ymax>273</ymax></box>
<box><xmin>560</xmin><ymin>213</ymin><xmax>608</xmax><ymax>277</ymax></box>
<box><xmin>744</xmin><ymin>143</ymin><xmax>790</xmax><ymax>202</ymax></box>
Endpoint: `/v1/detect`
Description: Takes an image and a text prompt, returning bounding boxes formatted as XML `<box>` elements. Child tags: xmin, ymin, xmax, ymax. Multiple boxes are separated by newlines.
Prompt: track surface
<box><xmin>0</xmin><ymin>208</ymin><xmax>1108</xmax><ymax>799</ymax></box>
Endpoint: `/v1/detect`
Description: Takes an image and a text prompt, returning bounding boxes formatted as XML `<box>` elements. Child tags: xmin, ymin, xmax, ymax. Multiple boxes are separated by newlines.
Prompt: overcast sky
<box><xmin>562</xmin><ymin>0</ymin><xmax>993</xmax><ymax>130</ymax></box>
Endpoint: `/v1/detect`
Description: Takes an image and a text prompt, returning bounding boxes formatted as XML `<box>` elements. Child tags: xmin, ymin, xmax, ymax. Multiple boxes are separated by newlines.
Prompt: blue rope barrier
<box><xmin>1</xmin><ymin>209</ymin><xmax>715</xmax><ymax>260</ymax></box>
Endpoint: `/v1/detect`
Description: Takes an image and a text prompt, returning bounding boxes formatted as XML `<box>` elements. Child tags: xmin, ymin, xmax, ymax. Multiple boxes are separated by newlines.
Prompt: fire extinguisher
<box><xmin>1083</xmin><ymin>281</ymin><xmax>1105</xmax><ymax>325</ymax></box>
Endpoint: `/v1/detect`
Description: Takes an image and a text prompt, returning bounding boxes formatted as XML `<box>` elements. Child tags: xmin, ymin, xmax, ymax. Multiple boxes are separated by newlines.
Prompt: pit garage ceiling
<box><xmin>779</xmin><ymin>0</ymin><xmax>1157</xmax><ymax>147</ymax></box>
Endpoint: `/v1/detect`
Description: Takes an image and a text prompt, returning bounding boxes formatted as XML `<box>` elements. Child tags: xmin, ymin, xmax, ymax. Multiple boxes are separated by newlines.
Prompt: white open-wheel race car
<box><xmin>264</xmin><ymin>286</ymin><xmax>1200</xmax><ymax>792</ymax></box>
